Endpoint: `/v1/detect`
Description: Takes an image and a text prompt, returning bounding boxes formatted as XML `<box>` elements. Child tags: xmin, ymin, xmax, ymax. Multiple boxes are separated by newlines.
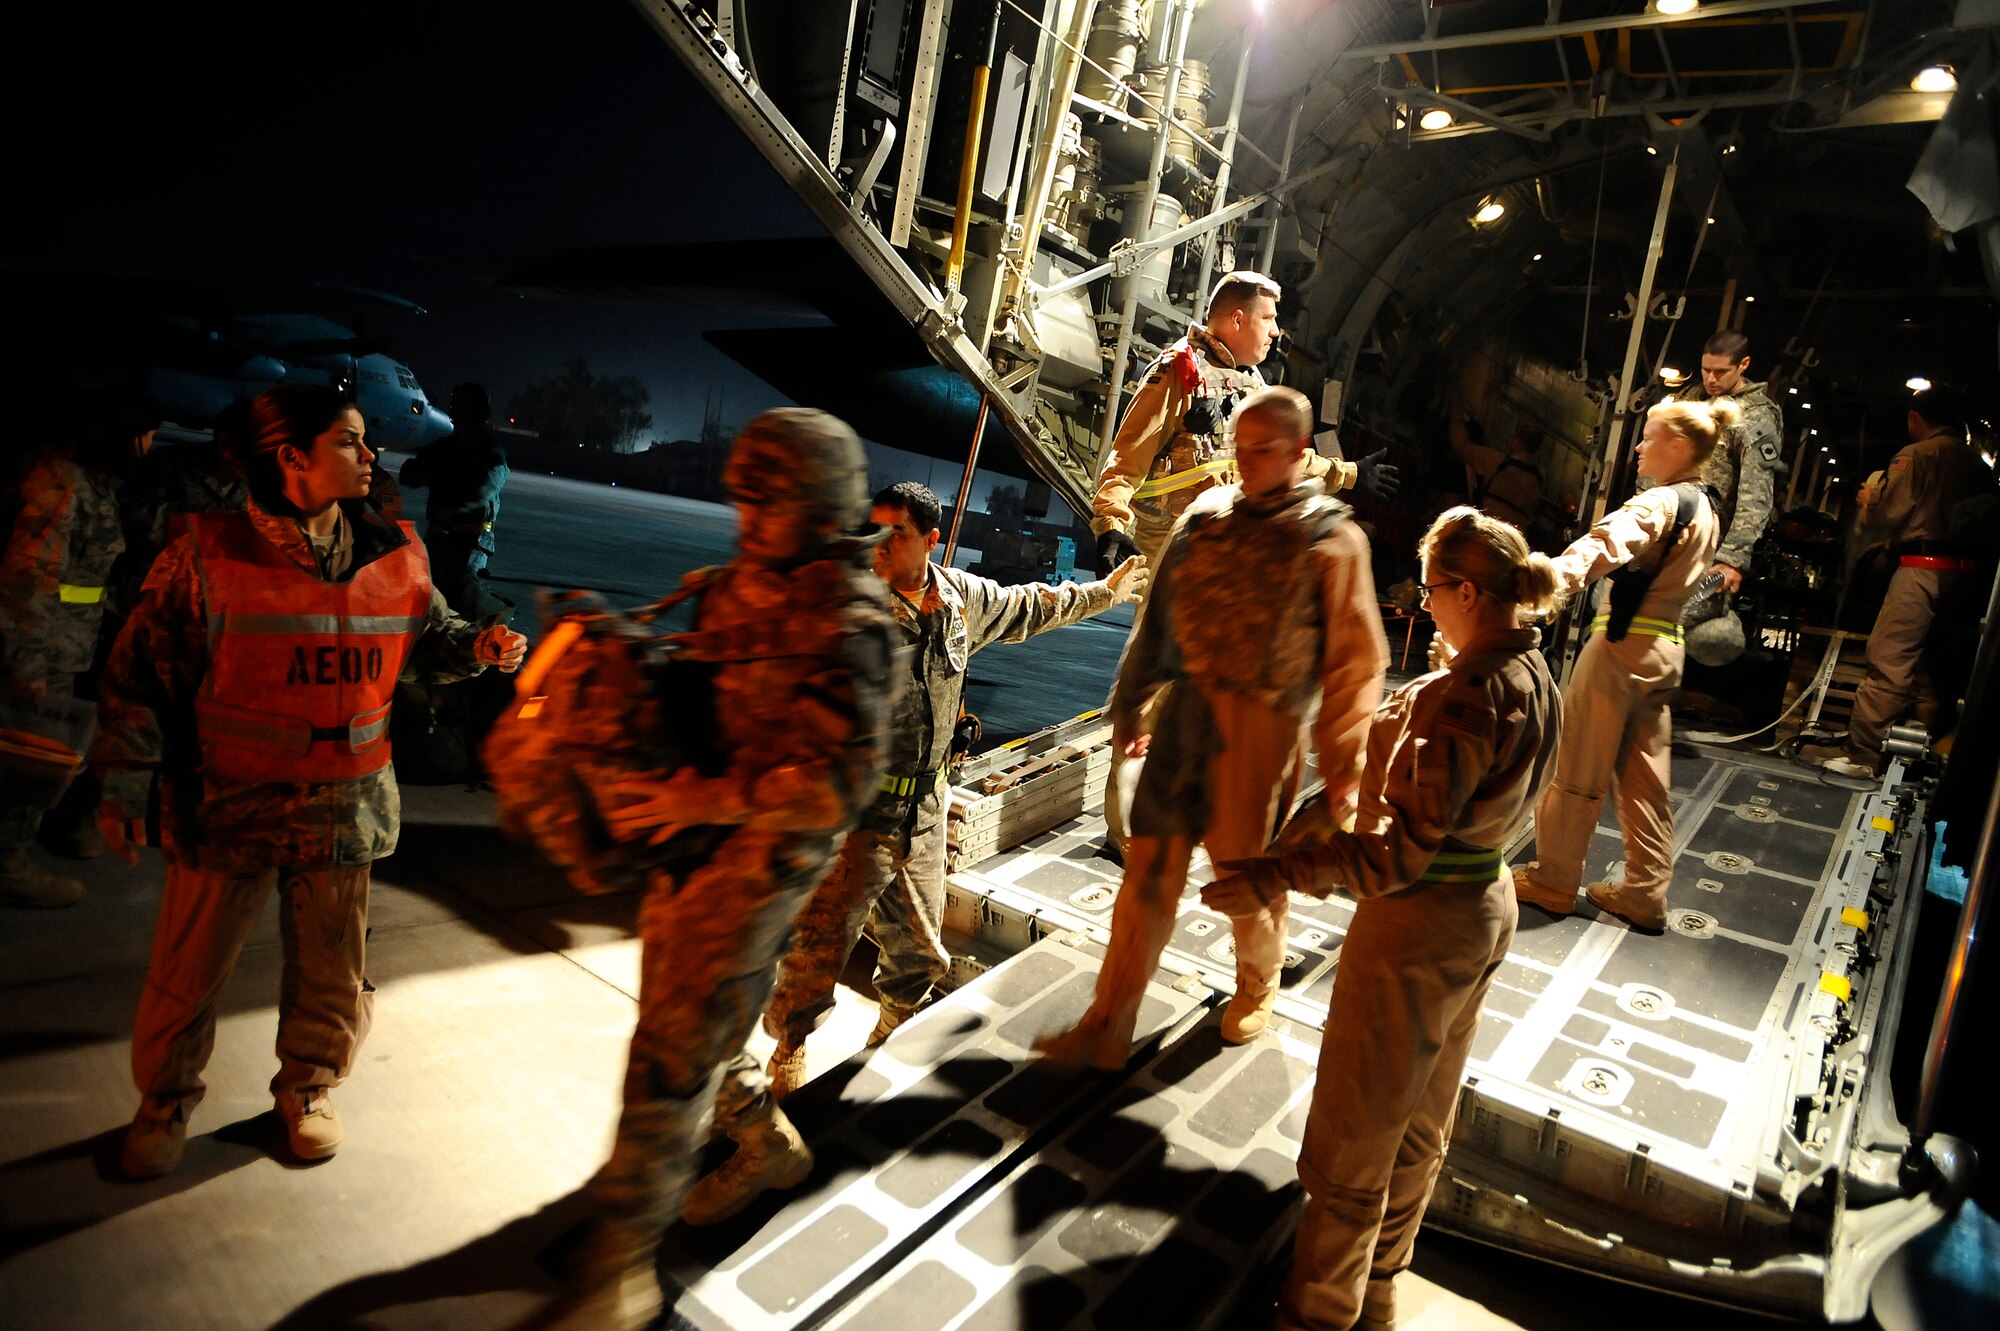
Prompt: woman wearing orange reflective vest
<box><xmin>91</xmin><ymin>384</ymin><xmax>526</xmax><ymax>1179</ymax></box>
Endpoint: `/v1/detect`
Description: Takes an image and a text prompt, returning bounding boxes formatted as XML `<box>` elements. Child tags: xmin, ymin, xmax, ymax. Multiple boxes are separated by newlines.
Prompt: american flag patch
<box><xmin>1438</xmin><ymin>698</ymin><xmax>1492</xmax><ymax>737</ymax></box>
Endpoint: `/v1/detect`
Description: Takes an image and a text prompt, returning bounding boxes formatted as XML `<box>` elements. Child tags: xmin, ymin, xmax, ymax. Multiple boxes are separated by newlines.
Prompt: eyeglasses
<box><xmin>1418</xmin><ymin>580</ymin><xmax>1460</xmax><ymax>606</ymax></box>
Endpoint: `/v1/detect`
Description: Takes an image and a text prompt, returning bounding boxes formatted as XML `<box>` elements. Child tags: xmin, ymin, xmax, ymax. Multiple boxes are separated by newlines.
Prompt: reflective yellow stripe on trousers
<box><xmin>1589</xmin><ymin>614</ymin><xmax>1684</xmax><ymax>644</ymax></box>
<box><xmin>1415</xmin><ymin>848</ymin><xmax>1504</xmax><ymax>884</ymax></box>
<box><xmin>1131</xmin><ymin>457</ymin><xmax>1234</xmax><ymax>500</ymax></box>
<box><xmin>58</xmin><ymin>583</ymin><xmax>106</xmax><ymax>604</ymax></box>
<box><xmin>881</xmin><ymin>761</ymin><xmax>949</xmax><ymax>798</ymax></box>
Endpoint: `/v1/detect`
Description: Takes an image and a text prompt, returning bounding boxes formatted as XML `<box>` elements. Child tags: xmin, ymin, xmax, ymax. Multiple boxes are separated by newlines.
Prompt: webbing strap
<box><xmin>1415</xmin><ymin>848</ymin><xmax>1504</xmax><ymax>883</ymax></box>
<box><xmin>1591</xmin><ymin>613</ymin><xmax>1684</xmax><ymax>643</ymax></box>
<box><xmin>1132</xmin><ymin>457</ymin><xmax>1234</xmax><ymax>499</ymax></box>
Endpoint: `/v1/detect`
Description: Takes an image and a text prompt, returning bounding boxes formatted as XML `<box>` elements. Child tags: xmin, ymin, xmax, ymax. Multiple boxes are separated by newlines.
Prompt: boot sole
<box><xmin>682</xmin><ymin>1150</ymin><xmax>814</xmax><ymax>1227</ymax></box>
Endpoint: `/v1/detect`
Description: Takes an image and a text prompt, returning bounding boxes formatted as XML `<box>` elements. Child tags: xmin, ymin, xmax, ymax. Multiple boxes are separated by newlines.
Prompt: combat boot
<box><xmin>682</xmin><ymin>1108</ymin><xmax>814</xmax><ymax>1226</ymax></box>
<box><xmin>279</xmin><ymin>1086</ymin><xmax>344</xmax><ymax>1161</ymax></box>
<box><xmin>121</xmin><ymin>1097</ymin><xmax>190</xmax><ymax>1179</ymax></box>
<box><xmin>767</xmin><ymin>1041</ymin><xmax>807</xmax><ymax>1100</ymax></box>
<box><xmin>0</xmin><ymin>848</ymin><xmax>84</xmax><ymax>908</ymax></box>
<box><xmin>1220</xmin><ymin>981</ymin><xmax>1277</xmax><ymax>1044</ymax></box>
<box><xmin>1584</xmin><ymin>880</ymin><xmax>1668</xmax><ymax>934</ymax></box>
<box><xmin>866</xmin><ymin>999</ymin><xmax>921</xmax><ymax>1048</ymax></box>
<box><xmin>1510</xmin><ymin>863</ymin><xmax>1576</xmax><ymax>917</ymax></box>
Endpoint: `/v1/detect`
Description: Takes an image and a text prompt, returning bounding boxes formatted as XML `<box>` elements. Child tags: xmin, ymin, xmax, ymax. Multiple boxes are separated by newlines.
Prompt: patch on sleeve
<box><xmin>1437</xmin><ymin>696</ymin><xmax>1494</xmax><ymax>739</ymax></box>
<box><xmin>1758</xmin><ymin>438</ymin><xmax>1780</xmax><ymax>462</ymax></box>
<box><xmin>1889</xmin><ymin>456</ymin><xmax>1910</xmax><ymax>472</ymax></box>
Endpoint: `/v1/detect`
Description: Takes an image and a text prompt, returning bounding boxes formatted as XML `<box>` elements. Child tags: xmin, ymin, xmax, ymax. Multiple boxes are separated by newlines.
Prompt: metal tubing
<box><xmin>948</xmin><ymin>4</ymin><xmax>1005</xmax><ymax>296</ymax></box>
<box><xmin>1095</xmin><ymin>0</ymin><xmax>1195</xmax><ymax>470</ymax></box>
<box><xmin>944</xmin><ymin>394</ymin><xmax>993</xmax><ymax>564</ymax></box>
<box><xmin>1339</xmin><ymin>0</ymin><xmax>1845</xmax><ymax>62</ymax></box>
<box><xmin>1593</xmin><ymin>146</ymin><xmax>1679</xmax><ymax>528</ymax></box>
<box><xmin>999</xmin><ymin>0</ymin><xmax>1098</xmax><ymax>323</ymax></box>
<box><xmin>1915</xmin><ymin>568</ymin><xmax>2000</xmax><ymax>1139</ymax></box>
<box><xmin>1258</xmin><ymin>99</ymin><xmax>1304</xmax><ymax>274</ymax></box>
<box><xmin>1193</xmin><ymin>26</ymin><xmax>1256</xmax><ymax>322</ymax></box>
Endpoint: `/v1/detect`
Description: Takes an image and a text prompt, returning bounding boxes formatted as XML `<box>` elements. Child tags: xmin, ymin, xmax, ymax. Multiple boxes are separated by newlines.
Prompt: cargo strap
<box><xmin>1900</xmin><ymin>555</ymin><xmax>1979</xmax><ymax>571</ymax></box>
<box><xmin>881</xmin><ymin>763</ymin><xmax>947</xmax><ymax>799</ymax></box>
<box><xmin>1132</xmin><ymin>457</ymin><xmax>1234</xmax><ymax>499</ymax></box>
<box><xmin>1591</xmin><ymin>613</ymin><xmax>1684</xmax><ymax>644</ymax></box>
<box><xmin>1415</xmin><ymin>848</ymin><xmax>1504</xmax><ymax>884</ymax></box>
<box><xmin>58</xmin><ymin>583</ymin><xmax>106</xmax><ymax>604</ymax></box>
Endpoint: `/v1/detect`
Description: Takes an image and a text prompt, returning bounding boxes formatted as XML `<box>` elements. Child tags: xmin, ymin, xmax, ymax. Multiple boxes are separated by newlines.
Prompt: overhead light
<box><xmin>1706</xmin><ymin>216</ymin><xmax>1717</xmax><ymax>224</ymax></box>
<box><xmin>1744</xmin><ymin>295</ymin><xmax>1755</xmax><ymax>302</ymax></box>
<box><xmin>1789</xmin><ymin>387</ymin><xmax>1798</xmax><ymax>394</ymax></box>
<box><xmin>1419</xmin><ymin>108</ymin><xmax>1454</xmax><ymax>131</ymax></box>
<box><xmin>1473</xmin><ymin>199</ymin><xmax>1506</xmax><ymax>224</ymax></box>
<box><xmin>1911</xmin><ymin>66</ymin><xmax>1958</xmax><ymax>94</ymax></box>
<box><xmin>1646</xmin><ymin>145</ymin><xmax>1659</xmax><ymax>155</ymax></box>
<box><xmin>1721</xmin><ymin>143</ymin><xmax>1738</xmax><ymax>156</ymax></box>
<box><xmin>1660</xmin><ymin>366</ymin><xmax>1687</xmax><ymax>385</ymax></box>
<box><xmin>1532</xmin><ymin>252</ymin><xmax>1544</xmax><ymax>261</ymax></box>
<box><xmin>1907</xmin><ymin>376</ymin><xmax>1933</xmax><ymax>392</ymax></box>
<box><xmin>1801</xmin><ymin>401</ymin><xmax>1812</xmax><ymax>409</ymax></box>
<box><xmin>1654</xmin><ymin>0</ymin><xmax>1700</xmax><ymax>15</ymax></box>
<box><xmin>1393</xmin><ymin>113</ymin><xmax>1406</xmax><ymax>130</ymax></box>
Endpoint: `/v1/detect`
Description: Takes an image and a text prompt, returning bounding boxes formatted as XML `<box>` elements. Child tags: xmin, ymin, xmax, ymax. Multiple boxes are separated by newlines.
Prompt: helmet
<box><xmin>1682</xmin><ymin>570</ymin><xmax>1745</xmax><ymax>666</ymax></box>
<box><xmin>723</xmin><ymin>407</ymin><xmax>870</xmax><ymax>531</ymax></box>
<box><xmin>1687</xmin><ymin>609</ymin><xmax>1746</xmax><ymax>666</ymax></box>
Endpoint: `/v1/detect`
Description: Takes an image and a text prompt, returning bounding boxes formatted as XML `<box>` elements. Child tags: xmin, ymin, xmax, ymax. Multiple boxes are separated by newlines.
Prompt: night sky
<box><xmin>8</xmin><ymin>2</ymin><xmax>828</xmax><ymax>444</ymax></box>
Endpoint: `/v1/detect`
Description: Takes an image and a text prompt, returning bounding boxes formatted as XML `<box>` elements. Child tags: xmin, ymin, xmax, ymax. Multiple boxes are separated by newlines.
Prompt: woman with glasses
<box><xmin>1511</xmin><ymin>396</ymin><xmax>1736</xmax><ymax>931</ymax></box>
<box><xmin>1204</xmin><ymin>505</ymin><xmax>1563</xmax><ymax>1331</ymax></box>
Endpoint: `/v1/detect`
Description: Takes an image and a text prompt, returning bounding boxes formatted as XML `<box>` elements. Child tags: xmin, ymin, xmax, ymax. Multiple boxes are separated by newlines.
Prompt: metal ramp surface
<box><xmin>937</xmin><ymin>742</ymin><xmax>1956</xmax><ymax>1320</ymax></box>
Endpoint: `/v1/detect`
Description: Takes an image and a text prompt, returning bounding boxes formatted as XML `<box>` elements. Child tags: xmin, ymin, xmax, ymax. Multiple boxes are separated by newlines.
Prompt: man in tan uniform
<box><xmin>1514</xmin><ymin>398</ymin><xmax>1732</xmax><ymax>932</ymax></box>
<box><xmin>1092</xmin><ymin>272</ymin><xmax>1395</xmax><ymax>846</ymax></box>
<box><xmin>1090</xmin><ymin>271</ymin><xmax>1398</xmax><ymax>575</ymax></box>
<box><xmin>1038</xmin><ymin>387</ymin><xmax>1387</xmax><ymax>1067</ymax></box>
<box><xmin>1827</xmin><ymin>385</ymin><xmax>1991</xmax><ymax>778</ymax></box>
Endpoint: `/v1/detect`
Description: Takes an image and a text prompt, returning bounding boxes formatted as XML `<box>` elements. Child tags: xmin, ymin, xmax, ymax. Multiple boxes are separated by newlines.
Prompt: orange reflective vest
<box><xmin>190</xmin><ymin>513</ymin><xmax>431</xmax><ymax>784</ymax></box>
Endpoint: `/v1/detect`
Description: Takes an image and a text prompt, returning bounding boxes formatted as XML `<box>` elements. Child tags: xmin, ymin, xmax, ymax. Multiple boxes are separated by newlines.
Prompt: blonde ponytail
<box><xmin>1419</xmin><ymin>506</ymin><xmax>1570</xmax><ymax>619</ymax></box>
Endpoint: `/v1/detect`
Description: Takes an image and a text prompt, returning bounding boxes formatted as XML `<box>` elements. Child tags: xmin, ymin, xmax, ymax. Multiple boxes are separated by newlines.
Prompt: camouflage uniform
<box><xmin>1678</xmin><ymin>379</ymin><xmax>1783</xmax><ymax>577</ymax></box>
<box><xmin>1039</xmin><ymin>479</ymin><xmax>1387</xmax><ymax>1065</ymax></box>
<box><xmin>111</xmin><ymin>438</ymin><xmax>249</xmax><ymax>610</ymax></box>
<box><xmin>1092</xmin><ymin>326</ymin><xmax>1359</xmax><ymax>847</ymax></box>
<box><xmin>754</xmin><ymin>563</ymin><xmax>1121</xmax><ymax>1064</ymax></box>
<box><xmin>568</xmin><ymin>416</ymin><xmax>897</xmax><ymax>1296</ymax></box>
<box><xmin>1208</xmin><ymin>629</ymin><xmax>1560</xmax><ymax>1331</ymax></box>
<box><xmin>1091</xmin><ymin>325</ymin><xmax>1356</xmax><ymax>576</ymax></box>
<box><xmin>91</xmin><ymin>499</ymin><xmax>489</xmax><ymax>1121</ymax></box>
<box><xmin>399</xmin><ymin>425</ymin><xmax>509</xmax><ymax>617</ymax></box>
<box><xmin>1</xmin><ymin>449</ymin><xmax>124</xmax><ymax>879</ymax></box>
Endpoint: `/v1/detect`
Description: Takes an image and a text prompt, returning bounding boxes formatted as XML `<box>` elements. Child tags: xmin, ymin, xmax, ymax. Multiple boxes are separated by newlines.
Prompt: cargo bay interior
<box><xmin>5</xmin><ymin>3</ymin><xmax>2000</xmax><ymax>1330</ymax></box>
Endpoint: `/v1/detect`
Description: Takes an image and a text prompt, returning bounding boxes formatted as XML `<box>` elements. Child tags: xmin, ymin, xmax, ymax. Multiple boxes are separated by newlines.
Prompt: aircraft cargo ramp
<box><xmin>657</xmin><ymin>737</ymin><xmax>1964</xmax><ymax>1327</ymax></box>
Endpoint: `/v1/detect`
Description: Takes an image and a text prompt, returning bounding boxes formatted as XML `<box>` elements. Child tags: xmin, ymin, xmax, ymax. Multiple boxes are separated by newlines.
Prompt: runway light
<box><xmin>1907</xmin><ymin>376</ymin><xmax>1932</xmax><ymax>392</ymax></box>
<box><xmin>1419</xmin><ymin>108</ymin><xmax>1454</xmax><ymax>131</ymax></box>
<box><xmin>1661</xmin><ymin>366</ymin><xmax>1688</xmax><ymax>385</ymax></box>
<box><xmin>1473</xmin><ymin>199</ymin><xmax>1506</xmax><ymax>224</ymax></box>
<box><xmin>1912</xmin><ymin>66</ymin><xmax>1958</xmax><ymax>93</ymax></box>
<box><xmin>1654</xmin><ymin>0</ymin><xmax>1699</xmax><ymax>15</ymax></box>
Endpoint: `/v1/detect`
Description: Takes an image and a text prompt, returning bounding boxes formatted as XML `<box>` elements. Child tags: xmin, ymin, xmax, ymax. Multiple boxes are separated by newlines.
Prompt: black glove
<box><xmin>1097</xmin><ymin>530</ymin><xmax>1140</xmax><ymax>572</ymax></box>
<box><xmin>1353</xmin><ymin>448</ymin><xmax>1401</xmax><ymax>502</ymax></box>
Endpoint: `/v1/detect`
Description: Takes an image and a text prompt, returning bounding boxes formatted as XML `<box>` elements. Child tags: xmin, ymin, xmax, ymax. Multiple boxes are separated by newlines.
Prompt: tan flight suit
<box><xmin>1090</xmin><ymin>325</ymin><xmax>1355</xmax><ymax>845</ymax></box>
<box><xmin>1518</xmin><ymin>481</ymin><xmax>1718</xmax><ymax>918</ymax></box>
<box><xmin>1845</xmin><ymin>428</ymin><xmax>1993</xmax><ymax>767</ymax></box>
<box><xmin>1040</xmin><ymin>480</ymin><xmax>1385</xmax><ymax>1066</ymax></box>
<box><xmin>1216</xmin><ymin>628</ymin><xmax>1559</xmax><ymax>1331</ymax></box>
